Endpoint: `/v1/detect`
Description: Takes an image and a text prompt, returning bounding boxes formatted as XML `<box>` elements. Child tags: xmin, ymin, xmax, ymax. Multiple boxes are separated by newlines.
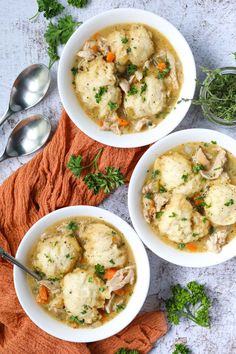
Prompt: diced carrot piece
<box><xmin>92</xmin><ymin>32</ymin><xmax>101</xmax><ymax>40</ymax></box>
<box><xmin>106</xmin><ymin>52</ymin><xmax>116</xmax><ymax>62</ymax></box>
<box><xmin>157</xmin><ymin>62</ymin><xmax>166</xmax><ymax>71</ymax></box>
<box><xmin>91</xmin><ymin>44</ymin><xmax>99</xmax><ymax>52</ymax></box>
<box><xmin>193</xmin><ymin>193</ymin><xmax>204</xmax><ymax>207</ymax></box>
<box><xmin>36</xmin><ymin>285</ymin><xmax>49</xmax><ymax>304</ymax></box>
<box><xmin>114</xmin><ymin>288</ymin><xmax>125</xmax><ymax>296</ymax></box>
<box><xmin>186</xmin><ymin>243</ymin><xmax>198</xmax><ymax>252</ymax></box>
<box><xmin>98</xmin><ymin>120</ymin><xmax>103</xmax><ymax>127</ymax></box>
<box><xmin>118</xmin><ymin>118</ymin><xmax>129</xmax><ymax>127</ymax></box>
<box><xmin>104</xmin><ymin>268</ymin><xmax>117</xmax><ymax>280</ymax></box>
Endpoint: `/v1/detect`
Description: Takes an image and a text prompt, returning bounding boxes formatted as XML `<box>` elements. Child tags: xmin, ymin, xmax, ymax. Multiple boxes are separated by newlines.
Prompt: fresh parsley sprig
<box><xmin>44</xmin><ymin>15</ymin><xmax>82</xmax><ymax>68</ymax></box>
<box><xmin>172</xmin><ymin>343</ymin><xmax>191</xmax><ymax>354</ymax></box>
<box><xmin>67</xmin><ymin>148</ymin><xmax>125</xmax><ymax>194</ymax></box>
<box><xmin>68</xmin><ymin>0</ymin><xmax>88</xmax><ymax>7</ymax></box>
<box><xmin>165</xmin><ymin>281</ymin><xmax>210</xmax><ymax>327</ymax></box>
<box><xmin>30</xmin><ymin>0</ymin><xmax>64</xmax><ymax>20</ymax></box>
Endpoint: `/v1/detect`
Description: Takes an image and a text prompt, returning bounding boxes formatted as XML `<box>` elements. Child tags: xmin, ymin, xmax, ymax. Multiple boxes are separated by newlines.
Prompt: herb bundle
<box><xmin>180</xmin><ymin>53</ymin><xmax>236</xmax><ymax>122</ymax></box>
<box><xmin>67</xmin><ymin>148</ymin><xmax>125</xmax><ymax>194</ymax></box>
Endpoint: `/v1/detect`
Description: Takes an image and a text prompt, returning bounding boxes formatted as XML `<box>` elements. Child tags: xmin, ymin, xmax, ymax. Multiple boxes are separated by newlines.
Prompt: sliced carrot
<box><xmin>98</xmin><ymin>120</ymin><xmax>103</xmax><ymax>127</ymax></box>
<box><xmin>92</xmin><ymin>32</ymin><xmax>101</xmax><ymax>40</ymax></box>
<box><xmin>114</xmin><ymin>288</ymin><xmax>125</xmax><ymax>296</ymax></box>
<box><xmin>157</xmin><ymin>62</ymin><xmax>166</xmax><ymax>71</ymax></box>
<box><xmin>104</xmin><ymin>267</ymin><xmax>117</xmax><ymax>280</ymax></box>
<box><xmin>118</xmin><ymin>118</ymin><xmax>129</xmax><ymax>127</ymax></box>
<box><xmin>91</xmin><ymin>44</ymin><xmax>99</xmax><ymax>52</ymax></box>
<box><xmin>106</xmin><ymin>52</ymin><xmax>116</xmax><ymax>63</ymax></box>
<box><xmin>186</xmin><ymin>243</ymin><xmax>198</xmax><ymax>252</ymax></box>
<box><xmin>36</xmin><ymin>285</ymin><xmax>49</xmax><ymax>304</ymax></box>
<box><xmin>193</xmin><ymin>193</ymin><xmax>204</xmax><ymax>207</ymax></box>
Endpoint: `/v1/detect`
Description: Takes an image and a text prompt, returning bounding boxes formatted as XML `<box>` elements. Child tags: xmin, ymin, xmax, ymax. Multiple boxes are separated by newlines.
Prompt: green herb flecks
<box><xmin>172</xmin><ymin>343</ymin><xmax>191</xmax><ymax>354</ymax></box>
<box><xmin>192</xmin><ymin>164</ymin><xmax>205</xmax><ymax>173</ymax></box>
<box><xmin>30</xmin><ymin>0</ymin><xmax>64</xmax><ymax>20</ymax></box>
<box><xmin>108</xmin><ymin>101</ymin><xmax>118</xmax><ymax>110</ymax></box>
<box><xmin>157</xmin><ymin>59</ymin><xmax>171</xmax><ymax>79</ymax></box>
<box><xmin>127</xmin><ymin>63</ymin><xmax>137</xmax><ymax>75</ymax></box>
<box><xmin>140</xmin><ymin>82</ymin><xmax>147</xmax><ymax>95</ymax></box>
<box><xmin>95</xmin><ymin>264</ymin><xmax>105</xmax><ymax>276</ymax></box>
<box><xmin>71</xmin><ymin>67</ymin><xmax>78</xmax><ymax>76</ymax></box>
<box><xmin>127</xmin><ymin>85</ymin><xmax>138</xmax><ymax>96</ymax></box>
<box><xmin>67</xmin><ymin>0</ymin><xmax>88</xmax><ymax>8</ymax></box>
<box><xmin>67</xmin><ymin>221</ymin><xmax>78</xmax><ymax>231</ymax></box>
<box><xmin>116</xmin><ymin>303</ymin><xmax>126</xmax><ymax>313</ymax></box>
<box><xmin>69</xmin><ymin>316</ymin><xmax>85</xmax><ymax>324</ymax></box>
<box><xmin>121</xmin><ymin>37</ymin><xmax>129</xmax><ymax>44</ymax></box>
<box><xmin>224</xmin><ymin>198</ymin><xmax>234</xmax><ymax>206</ymax></box>
<box><xmin>95</xmin><ymin>86</ymin><xmax>108</xmax><ymax>103</ymax></box>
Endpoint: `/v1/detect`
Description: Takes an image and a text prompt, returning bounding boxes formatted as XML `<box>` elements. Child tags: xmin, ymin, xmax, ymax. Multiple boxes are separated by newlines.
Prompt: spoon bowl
<box><xmin>0</xmin><ymin>115</ymin><xmax>51</xmax><ymax>162</ymax></box>
<box><xmin>0</xmin><ymin>64</ymin><xmax>51</xmax><ymax>126</ymax></box>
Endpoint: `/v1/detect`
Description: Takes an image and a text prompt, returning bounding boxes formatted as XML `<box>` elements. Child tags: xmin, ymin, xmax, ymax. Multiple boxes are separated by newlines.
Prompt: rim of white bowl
<box><xmin>13</xmin><ymin>206</ymin><xmax>150</xmax><ymax>342</ymax></box>
<box><xmin>58</xmin><ymin>8</ymin><xmax>196</xmax><ymax>148</ymax></box>
<box><xmin>128</xmin><ymin>129</ymin><xmax>236</xmax><ymax>267</ymax></box>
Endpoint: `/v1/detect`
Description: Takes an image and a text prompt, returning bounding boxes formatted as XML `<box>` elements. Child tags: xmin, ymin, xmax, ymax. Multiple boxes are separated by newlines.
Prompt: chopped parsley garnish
<box><xmin>152</xmin><ymin>169</ymin><xmax>160</xmax><ymax>179</ymax></box>
<box><xmin>169</xmin><ymin>212</ymin><xmax>177</xmax><ymax>218</ymax></box>
<box><xmin>68</xmin><ymin>0</ymin><xmax>88</xmax><ymax>8</ymax></box>
<box><xmin>127</xmin><ymin>85</ymin><xmax>138</xmax><ymax>96</ymax></box>
<box><xmin>192</xmin><ymin>233</ymin><xmax>199</xmax><ymax>237</ymax></box>
<box><xmin>116</xmin><ymin>303</ymin><xmax>126</xmax><ymax>313</ymax></box>
<box><xmin>95</xmin><ymin>264</ymin><xmax>105</xmax><ymax>276</ymax></box>
<box><xmin>48</xmin><ymin>277</ymin><xmax>59</xmax><ymax>282</ymax></box>
<box><xmin>178</xmin><ymin>243</ymin><xmax>186</xmax><ymax>250</ymax></box>
<box><xmin>71</xmin><ymin>66</ymin><xmax>78</xmax><ymax>76</ymax></box>
<box><xmin>140</xmin><ymin>82</ymin><xmax>147</xmax><ymax>95</ymax></box>
<box><xmin>95</xmin><ymin>86</ymin><xmax>108</xmax><ymax>103</ymax></box>
<box><xmin>159</xmin><ymin>185</ymin><xmax>167</xmax><ymax>193</ymax></box>
<box><xmin>211</xmin><ymin>140</ymin><xmax>217</xmax><ymax>144</ymax></box>
<box><xmin>127</xmin><ymin>63</ymin><xmax>137</xmax><ymax>75</ymax></box>
<box><xmin>126</xmin><ymin>47</ymin><xmax>131</xmax><ymax>54</ymax></box>
<box><xmin>69</xmin><ymin>316</ymin><xmax>85</xmax><ymax>324</ymax></box>
<box><xmin>192</xmin><ymin>164</ymin><xmax>205</xmax><ymax>173</ymax></box>
<box><xmin>67</xmin><ymin>221</ymin><xmax>78</xmax><ymax>231</ymax></box>
<box><xmin>157</xmin><ymin>59</ymin><xmax>171</xmax><ymax>80</ymax></box>
<box><xmin>109</xmin><ymin>259</ymin><xmax>115</xmax><ymax>264</ymax></box>
<box><xmin>31</xmin><ymin>0</ymin><xmax>65</xmax><ymax>20</ymax></box>
<box><xmin>172</xmin><ymin>343</ymin><xmax>191</xmax><ymax>354</ymax></box>
<box><xmin>224</xmin><ymin>198</ymin><xmax>234</xmax><ymax>206</ymax></box>
<box><xmin>121</xmin><ymin>36</ymin><xmax>129</xmax><ymax>44</ymax></box>
<box><xmin>88</xmin><ymin>277</ymin><xmax>93</xmax><ymax>283</ymax></box>
<box><xmin>181</xmin><ymin>174</ymin><xmax>189</xmax><ymax>182</ymax></box>
<box><xmin>156</xmin><ymin>211</ymin><xmax>164</xmax><ymax>219</ymax></box>
<box><xmin>143</xmin><ymin>67</ymin><xmax>148</xmax><ymax>78</ymax></box>
<box><xmin>144</xmin><ymin>192</ymin><xmax>152</xmax><ymax>199</ymax></box>
<box><xmin>181</xmin><ymin>217</ymin><xmax>187</xmax><ymax>221</ymax></box>
<box><xmin>108</xmin><ymin>101</ymin><xmax>118</xmax><ymax>110</ymax></box>
<box><xmin>99</xmin><ymin>287</ymin><xmax>106</xmax><ymax>292</ymax></box>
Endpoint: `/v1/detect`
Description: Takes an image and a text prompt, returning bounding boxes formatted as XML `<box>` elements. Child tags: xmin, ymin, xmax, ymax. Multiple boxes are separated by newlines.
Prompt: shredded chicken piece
<box><xmin>119</xmin><ymin>78</ymin><xmax>130</xmax><ymax>94</ymax></box>
<box><xmin>135</xmin><ymin>70</ymin><xmax>143</xmax><ymax>81</ymax></box>
<box><xmin>83</xmin><ymin>40</ymin><xmax>97</xmax><ymax>50</ymax></box>
<box><xmin>76</xmin><ymin>49</ymin><xmax>96</xmax><ymax>61</ymax></box>
<box><xmin>143</xmin><ymin>197</ymin><xmax>156</xmax><ymax>223</ymax></box>
<box><xmin>193</xmin><ymin>148</ymin><xmax>211</xmax><ymax>169</ymax></box>
<box><xmin>38</xmin><ymin>280</ymin><xmax>61</xmax><ymax>294</ymax></box>
<box><xmin>153</xmin><ymin>193</ymin><xmax>170</xmax><ymax>212</ymax></box>
<box><xmin>106</xmin><ymin>266</ymin><xmax>135</xmax><ymax>292</ymax></box>
<box><xmin>142</xmin><ymin>182</ymin><xmax>153</xmax><ymax>194</ymax></box>
<box><xmin>200</xmin><ymin>148</ymin><xmax>227</xmax><ymax>180</ymax></box>
<box><xmin>143</xmin><ymin>59</ymin><xmax>151</xmax><ymax>69</ymax></box>
<box><xmin>206</xmin><ymin>227</ymin><xmax>230</xmax><ymax>253</ymax></box>
<box><xmin>129</xmin><ymin>75</ymin><xmax>135</xmax><ymax>84</ymax></box>
<box><xmin>105</xmin><ymin>293</ymin><xmax>115</xmax><ymax>314</ymax></box>
<box><xmin>110</xmin><ymin>122</ymin><xmax>121</xmax><ymax>135</ymax></box>
<box><xmin>97</xmin><ymin>37</ymin><xmax>109</xmax><ymax>55</ymax></box>
<box><xmin>135</xmin><ymin>118</ymin><xmax>152</xmax><ymax>132</ymax></box>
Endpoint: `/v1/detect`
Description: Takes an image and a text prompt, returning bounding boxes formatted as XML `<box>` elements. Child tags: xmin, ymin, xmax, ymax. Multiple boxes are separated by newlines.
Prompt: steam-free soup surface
<box><xmin>142</xmin><ymin>141</ymin><xmax>236</xmax><ymax>253</ymax></box>
<box><xmin>72</xmin><ymin>23</ymin><xmax>183</xmax><ymax>135</ymax></box>
<box><xmin>28</xmin><ymin>217</ymin><xmax>136</xmax><ymax>328</ymax></box>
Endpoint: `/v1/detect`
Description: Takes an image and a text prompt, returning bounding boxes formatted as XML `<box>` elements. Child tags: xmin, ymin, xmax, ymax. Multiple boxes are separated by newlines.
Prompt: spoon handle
<box><xmin>0</xmin><ymin>152</ymin><xmax>7</xmax><ymax>162</ymax></box>
<box><xmin>0</xmin><ymin>247</ymin><xmax>41</xmax><ymax>281</ymax></box>
<box><xmin>0</xmin><ymin>107</ymin><xmax>12</xmax><ymax>127</ymax></box>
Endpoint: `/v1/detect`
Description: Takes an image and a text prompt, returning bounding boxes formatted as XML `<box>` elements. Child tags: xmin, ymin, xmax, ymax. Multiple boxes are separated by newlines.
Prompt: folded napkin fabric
<box><xmin>0</xmin><ymin>111</ymin><xmax>167</xmax><ymax>354</ymax></box>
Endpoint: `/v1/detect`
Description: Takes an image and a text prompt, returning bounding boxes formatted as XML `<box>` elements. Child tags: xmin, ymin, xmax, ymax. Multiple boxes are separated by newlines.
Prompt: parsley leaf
<box><xmin>84</xmin><ymin>167</ymin><xmax>124</xmax><ymax>194</ymax></box>
<box><xmin>127</xmin><ymin>85</ymin><xmax>138</xmax><ymax>96</ymax></box>
<box><xmin>172</xmin><ymin>343</ymin><xmax>191</xmax><ymax>354</ymax></box>
<box><xmin>127</xmin><ymin>63</ymin><xmax>137</xmax><ymax>75</ymax></box>
<box><xmin>108</xmin><ymin>101</ymin><xmax>118</xmax><ymax>110</ymax></box>
<box><xmin>121</xmin><ymin>37</ymin><xmax>129</xmax><ymax>44</ymax></box>
<box><xmin>140</xmin><ymin>82</ymin><xmax>147</xmax><ymax>95</ymax></box>
<box><xmin>116</xmin><ymin>303</ymin><xmax>126</xmax><ymax>312</ymax></box>
<box><xmin>192</xmin><ymin>164</ymin><xmax>205</xmax><ymax>173</ymax></box>
<box><xmin>95</xmin><ymin>86</ymin><xmax>108</xmax><ymax>103</ymax></box>
<box><xmin>69</xmin><ymin>316</ymin><xmax>85</xmax><ymax>324</ymax></box>
<box><xmin>67</xmin><ymin>221</ymin><xmax>78</xmax><ymax>231</ymax></box>
<box><xmin>68</xmin><ymin>0</ymin><xmax>88</xmax><ymax>7</ymax></box>
<box><xmin>95</xmin><ymin>264</ymin><xmax>105</xmax><ymax>276</ymax></box>
<box><xmin>31</xmin><ymin>0</ymin><xmax>64</xmax><ymax>20</ymax></box>
<box><xmin>224</xmin><ymin>198</ymin><xmax>234</xmax><ymax>206</ymax></box>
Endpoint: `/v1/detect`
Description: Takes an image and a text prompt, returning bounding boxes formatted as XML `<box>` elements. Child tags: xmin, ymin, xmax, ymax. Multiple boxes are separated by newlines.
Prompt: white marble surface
<box><xmin>0</xmin><ymin>1</ymin><xmax>236</xmax><ymax>353</ymax></box>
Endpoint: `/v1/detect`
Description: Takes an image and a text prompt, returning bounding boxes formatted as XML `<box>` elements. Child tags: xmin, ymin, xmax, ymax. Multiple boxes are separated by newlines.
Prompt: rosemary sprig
<box><xmin>67</xmin><ymin>148</ymin><xmax>125</xmax><ymax>194</ymax></box>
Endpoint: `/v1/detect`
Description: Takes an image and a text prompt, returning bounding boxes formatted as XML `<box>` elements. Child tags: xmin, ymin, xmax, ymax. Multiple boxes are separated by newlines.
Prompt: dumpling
<box><xmin>81</xmin><ymin>223</ymin><xmax>127</xmax><ymax>268</ymax></box>
<box><xmin>156</xmin><ymin>152</ymin><xmax>192</xmax><ymax>190</ymax></box>
<box><xmin>173</xmin><ymin>174</ymin><xmax>205</xmax><ymax>197</ymax></box>
<box><xmin>62</xmin><ymin>269</ymin><xmax>109</xmax><ymax>324</ymax></box>
<box><xmin>128</xmin><ymin>24</ymin><xmax>154</xmax><ymax>66</ymax></box>
<box><xmin>33</xmin><ymin>235</ymin><xmax>82</xmax><ymax>278</ymax></box>
<box><xmin>124</xmin><ymin>76</ymin><xmax>166</xmax><ymax>119</ymax></box>
<box><xmin>158</xmin><ymin>194</ymin><xmax>209</xmax><ymax>243</ymax></box>
<box><xmin>107</xmin><ymin>30</ymin><xmax>129</xmax><ymax>66</ymax></box>
<box><xmin>204</xmin><ymin>184</ymin><xmax>236</xmax><ymax>225</ymax></box>
<box><xmin>75</xmin><ymin>57</ymin><xmax>121</xmax><ymax>119</ymax></box>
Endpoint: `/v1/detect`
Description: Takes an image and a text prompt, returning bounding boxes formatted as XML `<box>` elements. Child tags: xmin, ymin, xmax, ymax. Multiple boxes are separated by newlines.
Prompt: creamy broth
<box><xmin>142</xmin><ymin>142</ymin><xmax>236</xmax><ymax>253</ymax></box>
<box><xmin>72</xmin><ymin>23</ymin><xmax>183</xmax><ymax>134</ymax></box>
<box><xmin>28</xmin><ymin>216</ymin><xmax>136</xmax><ymax>328</ymax></box>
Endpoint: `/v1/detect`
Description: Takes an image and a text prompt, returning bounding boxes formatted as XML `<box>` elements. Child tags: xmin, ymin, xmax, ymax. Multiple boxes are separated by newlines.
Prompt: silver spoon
<box><xmin>0</xmin><ymin>247</ymin><xmax>41</xmax><ymax>281</ymax></box>
<box><xmin>0</xmin><ymin>114</ymin><xmax>51</xmax><ymax>162</ymax></box>
<box><xmin>0</xmin><ymin>64</ymin><xmax>51</xmax><ymax>127</ymax></box>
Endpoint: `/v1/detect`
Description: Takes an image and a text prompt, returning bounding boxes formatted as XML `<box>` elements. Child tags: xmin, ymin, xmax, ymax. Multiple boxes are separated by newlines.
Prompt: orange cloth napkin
<box><xmin>0</xmin><ymin>111</ymin><xmax>167</xmax><ymax>354</ymax></box>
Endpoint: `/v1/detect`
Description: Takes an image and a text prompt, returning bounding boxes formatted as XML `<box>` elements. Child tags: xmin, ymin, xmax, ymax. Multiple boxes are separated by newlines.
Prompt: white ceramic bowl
<box><xmin>128</xmin><ymin>129</ymin><xmax>236</xmax><ymax>267</ymax></box>
<box><xmin>14</xmin><ymin>206</ymin><xmax>150</xmax><ymax>342</ymax></box>
<box><xmin>58</xmin><ymin>8</ymin><xmax>196</xmax><ymax>148</ymax></box>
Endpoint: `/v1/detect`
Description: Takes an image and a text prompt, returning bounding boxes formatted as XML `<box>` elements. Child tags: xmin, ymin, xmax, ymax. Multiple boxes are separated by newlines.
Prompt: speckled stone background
<box><xmin>0</xmin><ymin>1</ymin><xmax>236</xmax><ymax>353</ymax></box>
